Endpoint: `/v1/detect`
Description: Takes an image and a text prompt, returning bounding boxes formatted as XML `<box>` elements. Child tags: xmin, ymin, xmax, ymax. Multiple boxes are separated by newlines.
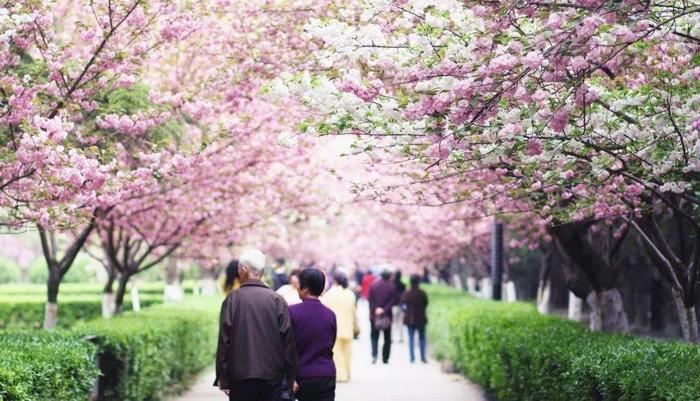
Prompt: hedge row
<box><xmin>0</xmin><ymin>332</ymin><xmax>98</xmax><ymax>400</ymax></box>
<box><xmin>0</xmin><ymin>281</ymin><xmax>198</xmax><ymax>296</ymax></box>
<box><xmin>427</xmin><ymin>286</ymin><xmax>700</xmax><ymax>401</ymax></box>
<box><xmin>74</xmin><ymin>300</ymin><xmax>218</xmax><ymax>401</ymax></box>
<box><xmin>0</xmin><ymin>297</ymin><xmax>219</xmax><ymax>401</ymax></box>
<box><xmin>0</xmin><ymin>294</ymin><xmax>163</xmax><ymax>329</ymax></box>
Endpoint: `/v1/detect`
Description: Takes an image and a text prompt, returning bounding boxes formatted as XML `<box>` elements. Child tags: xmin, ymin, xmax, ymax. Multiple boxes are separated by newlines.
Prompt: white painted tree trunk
<box><xmin>44</xmin><ymin>302</ymin><xmax>58</xmax><ymax>329</ymax></box>
<box><xmin>164</xmin><ymin>283</ymin><xmax>185</xmax><ymax>302</ymax></box>
<box><xmin>536</xmin><ymin>279</ymin><xmax>552</xmax><ymax>314</ymax></box>
<box><xmin>672</xmin><ymin>289</ymin><xmax>700</xmax><ymax>343</ymax></box>
<box><xmin>690</xmin><ymin>307</ymin><xmax>700</xmax><ymax>343</ymax></box>
<box><xmin>466</xmin><ymin>277</ymin><xmax>477</xmax><ymax>294</ymax></box>
<box><xmin>504</xmin><ymin>281</ymin><xmax>517</xmax><ymax>302</ymax></box>
<box><xmin>201</xmin><ymin>277</ymin><xmax>217</xmax><ymax>296</ymax></box>
<box><xmin>102</xmin><ymin>293</ymin><xmax>115</xmax><ymax>318</ymax></box>
<box><xmin>568</xmin><ymin>292</ymin><xmax>583</xmax><ymax>321</ymax></box>
<box><xmin>130</xmin><ymin>287</ymin><xmax>140</xmax><ymax>312</ymax></box>
<box><xmin>452</xmin><ymin>274</ymin><xmax>463</xmax><ymax>290</ymax></box>
<box><xmin>587</xmin><ymin>289</ymin><xmax>629</xmax><ymax>332</ymax></box>
<box><xmin>479</xmin><ymin>278</ymin><xmax>492</xmax><ymax>299</ymax></box>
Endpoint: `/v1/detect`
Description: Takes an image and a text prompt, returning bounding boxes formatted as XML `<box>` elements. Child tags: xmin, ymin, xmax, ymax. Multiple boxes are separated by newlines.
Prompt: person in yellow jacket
<box><xmin>321</xmin><ymin>271</ymin><xmax>358</xmax><ymax>382</ymax></box>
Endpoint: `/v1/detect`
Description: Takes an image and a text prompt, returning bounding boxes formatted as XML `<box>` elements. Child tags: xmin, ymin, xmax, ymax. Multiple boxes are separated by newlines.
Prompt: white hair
<box><xmin>239</xmin><ymin>249</ymin><xmax>266</xmax><ymax>276</ymax></box>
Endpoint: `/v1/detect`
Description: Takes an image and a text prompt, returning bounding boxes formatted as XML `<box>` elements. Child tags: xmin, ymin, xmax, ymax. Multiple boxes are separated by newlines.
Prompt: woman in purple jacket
<box><xmin>289</xmin><ymin>268</ymin><xmax>338</xmax><ymax>401</ymax></box>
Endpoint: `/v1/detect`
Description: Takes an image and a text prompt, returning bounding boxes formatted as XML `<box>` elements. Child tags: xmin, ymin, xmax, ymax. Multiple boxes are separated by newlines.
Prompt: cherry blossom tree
<box><xmin>80</xmin><ymin>0</ymin><xmax>343</xmax><ymax>313</ymax></box>
<box><xmin>281</xmin><ymin>0</ymin><xmax>700</xmax><ymax>337</ymax></box>
<box><xmin>1</xmin><ymin>0</ymin><xmax>205</xmax><ymax>327</ymax></box>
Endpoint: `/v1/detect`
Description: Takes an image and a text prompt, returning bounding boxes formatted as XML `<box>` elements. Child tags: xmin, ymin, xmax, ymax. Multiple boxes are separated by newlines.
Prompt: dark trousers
<box><xmin>407</xmin><ymin>324</ymin><xmax>427</xmax><ymax>362</ymax></box>
<box><xmin>229</xmin><ymin>379</ymin><xmax>282</xmax><ymax>401</ymax></box>
<box><xmin>370</xmin><ymin>320</ymin><xmax>392</xmax><ymax>363</ymax></box>
<box><xmin>296</xmin><ymin>377</ymin><xmax>336</xmax><ymax>401</ymax></box>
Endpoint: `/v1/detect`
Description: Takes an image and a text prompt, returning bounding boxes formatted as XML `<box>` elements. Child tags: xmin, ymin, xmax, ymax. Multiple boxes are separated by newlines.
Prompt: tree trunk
<box><xmin>671</xmin><ymin>288</ymin><xmax>700</xmax><ymax>343</ymax></box>
<box><xmin>479</xmin><ymin>277</ymin><xmax>492</xmax><ymax>299</ymax></box>
<box><xmin>130</xmin><ymin>286</ymin><xmax>140</xmax><ymax>312</ymax></box>
<box><xmin>102</xmin><ymin>272</ymin><xmax>116</xmax><ymax>318</ymax></box>
<box><xmin>457</xmin><ymin>270</ymin><xmax>468</xmax><ymax>292</ymax></box>
<box><xmin>164</xmin><ymin>258</ymin><xmax>184</xmax><ymax>302</ymax></box>
<box><xmin>631</xmin><ymin>212</ymin><xmax>700</xmax><ymax>342</ymax></box>
<box><xmin>537</xmin><ymin>279</ymin><xmax>552</xmax><ymax>314</ymax></box>
<box><xmin>504</xmin><ymin>281</ymin><xmax>517</xmax><ymax>302</ymax></box>
<box><xmin>44</xmin><ymin>267</ymin><xmax>60</xmax><ymax>329</ymax></box>
<box><xmin>437</xmin><ymin>263</ymin><xmax>452</xmax><ymax>285</ymax></box>
<box><xmin>689</xmin><ymin>307</ymin><xmax>699</xmax><ymax>343</ymax></box>
<box><xmin>164</xmin><ymin>283</ymin><xmax>185</xmax><ymax>301</ymax></box>
<box><xmin>587</xmin><ymin>288</ymin><xmax>629</xmax><ymax>332</ymax></box>
<box><xmin>537</xmin><ymin>250</ymin><xmax>553</xmax><ymax>314</ymax></box>
<box><xmin>201</xmin><ymin>277</ymin><xmax>217</xmax><ymax>296</ymax></box>
<box><xmin>452</xmin><ymin>274</ymin><xmax>464</xmax><ymax>290</ymax></box>
<box><xmin>466</xmin><ymin>276</ymin><xmax>477</xmax><ymax>294</ymax></box>
<box><xmin>39</xmin><ymin>221</ymin><xmax>97</xmax><ymax>330</ymax></box>
<box><xmin>550</xmin><ymin>222</ymin><xmax>629</xmax><ymax>332</ymax></box>
<box><xmin>114</xmin><ymin>275</ymin><xmax>129</xmax><ymax>315</ymax></box>
<box><xmin>568</xmin><ymin>292</ymin><xmax>584</xmax><ymax>321</ymax></box>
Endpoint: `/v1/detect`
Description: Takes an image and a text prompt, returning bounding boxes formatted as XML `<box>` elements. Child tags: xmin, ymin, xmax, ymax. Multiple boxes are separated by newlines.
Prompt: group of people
<box><xmin>360</xmin><ymin>269</ymin><xmax>429</xmax><ymax>365</ymax></box>
<box><xmin>215</xmin><ymin>249</ymin><xmax>429</xmax><ymax>401</ymax></box>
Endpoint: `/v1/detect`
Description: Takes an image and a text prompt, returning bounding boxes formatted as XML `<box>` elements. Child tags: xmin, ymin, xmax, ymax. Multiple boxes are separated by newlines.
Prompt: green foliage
<box><xmin>0</xmin><ymin>257</ymin><xmax>20</xmax><ymax>284</ymax></box>
<box><xmin>427</xmin><ymin>286</ymin><xmax>700</xmax><ymax>401</ymax></box>
<box><xmin>12</xmin><ymin>53</ymin><xmax>49</xmax><ymax>86</ymax></box>
<box><xmin>181</xmin><ymin>265</ymin><xmax>202</xmax><ymax>281</ymax></box>
<box><xmin>0</xmin><ymin>294</ymin><xmax>163</xmax><ymax>329</ymax></box>
<box><xmin>27</xmin><ymin>259</ymin><xmax>47</xmax><ymax>284</ymax></box>
<box><xmin>0</xmin><ymin>331</ymin><xmax>99</xmax><ymax>401</ymax></box>
<box><xmin>26</xmin><ymin>256</ymin><xmax>98</xmax><ymax>284</ymax></box>
<box><xmin>72</xmin><ymin>299</ymin><xmax>219</xmax><ymax>401</ymax></box>
<box><xmin>0</xmin><ymin>280</ymin><xmax>197</xmax><ymax>296</ymax></box>
<box><xmin>89</xmin><ymin>83</ymin><xmax>190</xmax><ymax>153</ymax></box>
<box><xmin>0</xmin><ymin>297</ymin><xmax>219</xmax><ymax>401</ymax></box>
<box><xmin>97</xmin><ymin>84</ymin><xmax>151</xmax><ymax>115</ymax></box>
<box><xmin>61</xmin><ymin>258</ymin><xmax>99</xmax><ymax>283</ymax></box>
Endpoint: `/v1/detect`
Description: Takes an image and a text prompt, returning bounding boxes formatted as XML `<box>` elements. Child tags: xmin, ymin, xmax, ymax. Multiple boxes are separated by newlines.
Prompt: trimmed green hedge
<box><xmin>73</xmin><ymin>300</ymin><xmax>218</xmax><ymax>401</ymax></box>
<box><xmin>427</xmin><ymin>286</ymin><xmax>700</xmax><ymax>401</ymax></box>
<box><xmin>0</xmin><ymin>296</ymin><xmax>219</xmax><ymax>401</ymax></box>
<box><xmin>0</xmin><ymin>281</ymin><xmax>198</xmax><ymax>296</ymax></box>
<box><xmin>0</xmin><ymin>332</ymin><xmax>98</xmax><ymax>401</ymax></box>
<box><xmin>0</xmin><ymin>294</ymin><xmax>163</xmax><ymax>329</ymax></box>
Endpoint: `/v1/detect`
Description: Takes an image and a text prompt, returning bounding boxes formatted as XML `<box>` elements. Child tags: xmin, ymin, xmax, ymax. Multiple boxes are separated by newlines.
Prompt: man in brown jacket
<box><xmin>215</xmin><ymin>249</ymin><xmax>298</xmax><ymax>401</ymax></box>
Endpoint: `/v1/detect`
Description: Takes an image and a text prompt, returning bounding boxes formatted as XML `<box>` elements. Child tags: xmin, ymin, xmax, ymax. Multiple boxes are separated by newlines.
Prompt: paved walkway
<box><xmin>171</xmin><ymin>306</ymin><xmax>488</xmax><ymax>401</ymax></box>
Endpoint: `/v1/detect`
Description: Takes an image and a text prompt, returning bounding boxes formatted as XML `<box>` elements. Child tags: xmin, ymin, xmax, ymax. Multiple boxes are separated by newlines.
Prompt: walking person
<box><xmin>290</xmin><ymin>268</ymin><xmax>337</xmax><ymax>401</ymax></box>
<box><xmin>391</xmin><ymin>270</ymin><xmax>406</xmax><ymax>343</ymax></box>
<box><xmin>215</xmin><ymin>249</ymin><xmax>298</xmax><ymax>401</ymax></box>
<box><xmin>360</xmin><ymin>269</ymin><xmax>375</xmax><ymax>301</ymax></box>
<box><xmin>276</xmin><ymin>268</ymin><xmax>302</xmax><ymax>399</ymax></box>
<box><xmin>368</xmin><ymin>270</ymin><xmax>397</xmax><ymax>364</ymax></box>
<box><xmin>353</xmin><ymin>265</ymin><xmax>365</xmax><ymax>293</ymax></box>
<box><xmin>221</xmin><ymin>259</ymin><xmax>240</xmax><ymax>294</ymax></box>
<box><xmin>321</xmin><ymin>271</ymin><xmax>358</xmax><ymax>382</ymax></box>
<box><xmin>277</xmin><ymin>268</ymin><xmax>302</xmax><ymax>305</ymax></box>
<box><xmin>401</xmin><ymin>274</ymin><xmax>429</xmax><ymax>363</ymax></box>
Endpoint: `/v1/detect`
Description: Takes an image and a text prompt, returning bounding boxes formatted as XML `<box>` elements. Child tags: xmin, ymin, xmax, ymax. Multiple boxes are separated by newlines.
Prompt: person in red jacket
<box><xmin>360</xmin><ymin>270</ymin><xmax>375</xmax><ymax>300</ymax></box>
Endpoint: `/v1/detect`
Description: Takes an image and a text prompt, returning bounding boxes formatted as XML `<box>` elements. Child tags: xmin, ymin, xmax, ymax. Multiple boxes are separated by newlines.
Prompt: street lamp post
<box><xmin>491</xmin><ymin>220</ymin><xmax>504</xmax><ymax>301</ymax></box>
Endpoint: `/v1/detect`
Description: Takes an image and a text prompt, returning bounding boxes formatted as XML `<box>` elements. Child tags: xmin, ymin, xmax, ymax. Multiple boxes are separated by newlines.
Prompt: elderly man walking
<box><xmin>215</xmin><ymin>249</ymin><xmax>298</xmax><ymax>401</ymax></box>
